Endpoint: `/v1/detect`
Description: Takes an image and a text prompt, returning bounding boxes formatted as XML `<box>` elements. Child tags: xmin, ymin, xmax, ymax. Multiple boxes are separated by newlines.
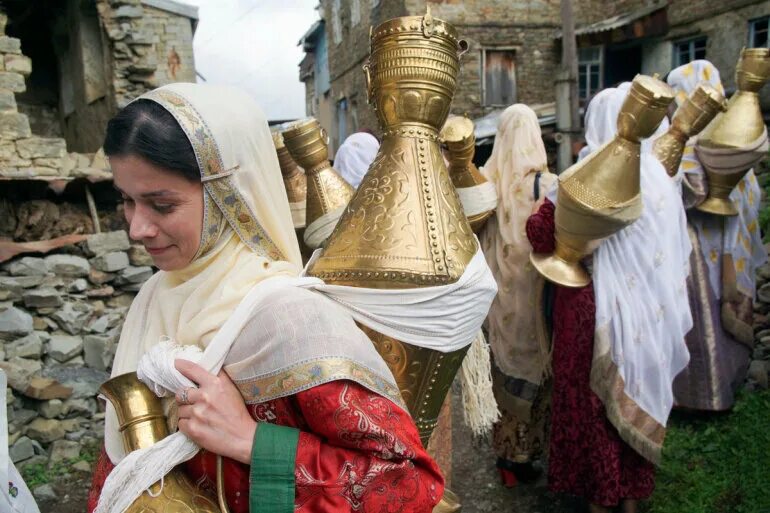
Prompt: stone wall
<box><xmin>96</xmin><ymin>0</ymin><xmax>196</xmax><ymax>109</ymax></box>
<box><xmin>1</xmin><ymin>230</ymin><xmax>154</xmax><ymax>481</ymax></box>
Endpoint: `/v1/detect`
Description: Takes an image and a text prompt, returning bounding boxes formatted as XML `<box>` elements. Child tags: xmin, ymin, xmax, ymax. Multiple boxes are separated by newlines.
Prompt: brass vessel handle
<box><xmin>216</xmin><ymin>455</ymin><xmax>231</xmax><ymax>513</ymax></box>
<box><xmin>319</xmin><ymin>126</ymin><xmax>330</xmax><ymax>146</ymax></box>
<box><xmin>363</xmin><ymin>62</ymin><xmax>373</xmax><ymax>105</ymax></box>
<box><xmin>458</xmin><ymin>39</ymin><xmax>469</xmax><ymax>58</ymax></box>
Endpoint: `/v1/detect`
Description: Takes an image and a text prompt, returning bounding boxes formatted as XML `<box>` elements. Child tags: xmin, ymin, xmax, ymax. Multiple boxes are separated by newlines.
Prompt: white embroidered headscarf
<box><xmin>585</xmin><ymin>85</ymin><xmax>693</xmax><ymax>463</ymax></box>
<box><xmin>479</xmin><ymin>104</ymin><xmax>556</xmax><ymax>382</ymax></box>
<box><xmin>334</xmin><ymin>132</ymin><xmax>380</xmax><ymax>188</ymax></box>
<box><xmin>667</xmin><ymin>60</ymin><xmax>767</xmax><ymax>304</ymax></box>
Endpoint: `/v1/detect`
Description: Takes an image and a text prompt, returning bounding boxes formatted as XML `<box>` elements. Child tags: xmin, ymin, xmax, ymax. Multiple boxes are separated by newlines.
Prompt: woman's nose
<box><xmin>128</xmin><ymin>207</ymin><xmax>159</xmax><ymax>241</ymax></box>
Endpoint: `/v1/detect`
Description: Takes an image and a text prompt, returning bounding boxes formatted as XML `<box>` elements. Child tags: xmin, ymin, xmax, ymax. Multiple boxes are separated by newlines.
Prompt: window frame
<box><xmin>577</xmin><ymin>45</ymin><xmax>604</xmax><ymax>103</ymax></box>
<box><xmin>672</xmin><ymin>36</ymin><xmax>708</xmax><ymax>67</ymax></box>
<box><xmin>749</xmin><ymin>16</ymin><xmax>770</xmax><ymax>48</ymax></box>
<box><xmin>480</xmin><ymin>47</ymin><xmax>518</xmax><ymax>107</ymax></box>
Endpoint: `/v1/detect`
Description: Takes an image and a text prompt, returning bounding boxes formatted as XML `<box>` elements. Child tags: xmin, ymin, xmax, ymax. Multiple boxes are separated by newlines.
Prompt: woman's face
<box><xmin>111</xmin><ymin>154</ymin><xmax>204</xmax><ymax>271</ymax></box>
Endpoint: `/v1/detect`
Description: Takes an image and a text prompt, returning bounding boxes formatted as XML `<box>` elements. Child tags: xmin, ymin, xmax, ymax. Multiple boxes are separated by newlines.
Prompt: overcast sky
<box><xmin>177</xmin><ymin>0</ymin><xmax>320</xmax><ymax>121</ymax></box>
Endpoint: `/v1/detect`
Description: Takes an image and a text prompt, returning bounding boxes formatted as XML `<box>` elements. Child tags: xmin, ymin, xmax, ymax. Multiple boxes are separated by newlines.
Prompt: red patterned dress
<box><xmin>88</xmin><ymin>380</ymin><xmax>443</xmax><ymax>513</ymax></box>
<box><xmin>526</xmin><ymin>199</ymin><xmax>655</xmax><ymax>506</ymax></box>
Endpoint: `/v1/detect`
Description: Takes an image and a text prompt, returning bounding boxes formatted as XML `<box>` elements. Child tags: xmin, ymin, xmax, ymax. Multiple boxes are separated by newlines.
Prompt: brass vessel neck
<box><xmin>276</xmin><ymin>146</ymin><xmax>302</xmax><ymax>179</ymax></box>
<box><xmin>669</xmin><ymin>125</ymin><xmax>690</xmax><ymax>144</ymax></box>
<box><xmin>99</xmin><ymin>372</ymin><xmax>169</xmax><ymax>453</ymax></box>
<box><xmin>382</xmin><ymin>123</ymin><xmax>440</xmax><ymax>141</ymax></box>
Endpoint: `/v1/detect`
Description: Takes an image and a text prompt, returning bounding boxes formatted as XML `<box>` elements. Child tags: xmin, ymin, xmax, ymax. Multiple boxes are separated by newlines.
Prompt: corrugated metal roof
<box><xmin>473</xmin><ymin>103</ymin><xmax>557</xmax><ymax>144</ymax></box>
<box><xmin>554</xmin><ymin>0</ymin><xmax>666</xmax><ymax>39</ymax></box>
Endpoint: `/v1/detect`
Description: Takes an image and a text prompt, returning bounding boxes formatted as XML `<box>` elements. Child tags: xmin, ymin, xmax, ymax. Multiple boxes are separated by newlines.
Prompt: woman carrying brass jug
<box><xmin>478</xmin><ymin>104</ymin><xmax>556</xmax><ymax>486</ymax></box>
<box><xmin>528</xmin><ymin>82</ymin><xmax>691</xmax><ymax>513</ymax></box>
<box><xmin>667</xmin><ymin>60</ymin><xmax>768</xmax><ymax>412</ymax></box>
<box><xmin>87</xmin><ymin>83</ymin><xmax>444</xmax><ymax>513</ymax></box>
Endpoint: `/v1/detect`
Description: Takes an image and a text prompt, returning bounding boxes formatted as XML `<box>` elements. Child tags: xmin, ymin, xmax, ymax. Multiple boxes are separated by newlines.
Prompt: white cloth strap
<box><xmin>457</xmin><ymin>181</ymin><xmax>498</xmax><ymax>218</ymax></box>
<box><xmin>303</xmin><ymin>205</ymin><xmax>345</xmax><ymax>249</ymax></box>
<box><xmin>1</xmin><ymin>370</ymin><xmax>41</xmax><ymax>513</ymax></box>
<box><xmin>289</xmin><ymin>201</ymin><xmax>306</xmax><ymax>229</ymax></box>
<box><xmin>301</xmin><ymin>246</ymin><xmax>498</xmax><ymax>353</ymax></box>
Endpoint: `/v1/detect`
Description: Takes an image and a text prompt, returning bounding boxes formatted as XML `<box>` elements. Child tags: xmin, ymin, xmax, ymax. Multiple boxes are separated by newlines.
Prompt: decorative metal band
<box><xmin>381</xmin><ymin>128</ymin><xmax>440</xmax><ymax>141</ymax></box>
<box><xmin>232</xmin><ymin>356</ymin><xmax>407</xmax><ymax>410</ymax></box>
<box><xmin>140</xmin><ymin>89</ymin><xmax>285</xmax><ymax>261</ymax></box>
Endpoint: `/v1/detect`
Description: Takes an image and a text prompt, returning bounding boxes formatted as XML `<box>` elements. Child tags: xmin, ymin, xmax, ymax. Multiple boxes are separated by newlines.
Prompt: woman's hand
<box><xmin>174</xmin><ymin>359</ymin><xmax>257</xmax><ymax>465</ymax></box>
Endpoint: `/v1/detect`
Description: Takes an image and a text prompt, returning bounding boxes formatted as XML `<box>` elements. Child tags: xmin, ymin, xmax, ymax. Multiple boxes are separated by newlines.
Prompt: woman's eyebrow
<box><xmin>140</xmin><ymin>190</ymin><xmax>180</xmax><ymax>199</ymax></box>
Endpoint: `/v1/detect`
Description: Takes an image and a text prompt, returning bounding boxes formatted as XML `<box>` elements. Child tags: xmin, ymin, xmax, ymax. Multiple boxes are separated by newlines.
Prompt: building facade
<box><xmin>299</xmin><ymin>0</ymin><xmax>770</xmax><ymax>153</ymax></box>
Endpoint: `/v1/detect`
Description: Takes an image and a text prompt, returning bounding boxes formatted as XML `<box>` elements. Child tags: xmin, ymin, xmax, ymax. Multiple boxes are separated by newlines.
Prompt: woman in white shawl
<box><xmin>667</xmin><ymin>60</ymin><xmax>767</xmax><ymax>411</ymax></box>
<box><xmin>333</xmin><ymin>132</ymin><xmax>380</xmax><ymax>188</ymax></box>
<box><xmin>86</xmin><ymin>83</ymin><xmax>443</xmax><ymax>513</ymax></box>
<box><xmin>479</xmin><ymin>104</ymin><xmax>556</xmax><ymax>485</ymax></box>
<box><xmin>527</xmin><ymin>84</ymin><xmax>692</xmax><ymax>513</ymax></box>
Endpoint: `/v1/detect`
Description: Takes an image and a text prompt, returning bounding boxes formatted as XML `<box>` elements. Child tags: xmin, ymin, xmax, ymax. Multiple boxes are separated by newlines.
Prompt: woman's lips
<box><xmin>145</xmin><ymin>245</ymin><xmax>170</xmax><ymax>255</ymax></box>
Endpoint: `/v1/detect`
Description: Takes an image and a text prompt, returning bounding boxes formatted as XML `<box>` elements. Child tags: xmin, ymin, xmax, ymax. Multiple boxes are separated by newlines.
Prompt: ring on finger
<box><xmin>180</xmin><ymin>387</ymin><xmax>192</xmax><ymax>405</ymax></box>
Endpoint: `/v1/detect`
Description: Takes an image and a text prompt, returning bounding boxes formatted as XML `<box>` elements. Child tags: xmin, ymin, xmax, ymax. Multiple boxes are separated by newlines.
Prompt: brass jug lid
<box><xmin>737</xmin><ymin>47</ymin><xmax>770</xmax><ymax>92</ymax></box>
<box><xmin>628</xmin><ymin>74</ymin><xmax>675</xmax><ymax>109</ymax></box>
<box><xmin>440</xmin><ymin>116</ymin><xmax>474</xmax><ymax>143</ymax></box>
<box><xmin>283</xmin><ymin>117</ymin><xmax>320</xmax><ymax>139</ymax></box>
<box><xmin>371</xmin><ymin>14</ymin><xmax>460</xmax><ymax>44</ymax></box>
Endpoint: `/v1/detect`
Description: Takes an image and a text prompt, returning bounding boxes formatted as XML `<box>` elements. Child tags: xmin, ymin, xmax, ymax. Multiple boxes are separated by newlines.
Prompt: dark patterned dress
<box><xmin>526</xmin><ymin>199</ymin><xmax>656</xmax><ymax>506</ymax></box>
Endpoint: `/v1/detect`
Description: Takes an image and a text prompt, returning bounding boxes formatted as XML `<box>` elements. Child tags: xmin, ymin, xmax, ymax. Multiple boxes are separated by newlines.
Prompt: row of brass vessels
<box><xmin>531</xmin><ymin>48</ymin><xmax>770</xmax><ymax>288</ymax></box>
<box><xmin>100</xmin><ymin>9</ymin><xmax>491</xmax><ymax>513</ymax></box>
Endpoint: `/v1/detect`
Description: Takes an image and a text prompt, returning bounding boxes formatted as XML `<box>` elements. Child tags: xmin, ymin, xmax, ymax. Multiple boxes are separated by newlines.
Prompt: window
<box><xmin>578</xmin><ymin>46</ymin><xmax>603</xmax><ymax>102</ymax></box>
<box><xmin>314</xmin><ymin>30</ymin><xmax>330</xmax><ymax>96</ymax></box>
<box><xmin>673</xmin><ymin>36</ymin><xmax>707</xmax><ymax>67</ymax></box>
<box><xmin>749</xmin><ymin>16</ymin><xmax>770</xmax><ymax>48</ymax></box>
<box><xmin>336</xmin><ymin>98</ymin><xmax>348</xmax><ymax>150</ymax></box>
<box><xmin>482</xmin><ymin>49</ymin><xmax>517</xmax><ymax>106</ymax></box>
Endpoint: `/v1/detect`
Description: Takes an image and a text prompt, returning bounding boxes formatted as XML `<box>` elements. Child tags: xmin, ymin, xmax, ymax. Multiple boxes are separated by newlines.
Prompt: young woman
<box><xmin>528</xmin><ymin>84</ymin><xmax>692</xmax><ymax>513</ymax></box>
<box><xmin>87</xmin><ymin>83</ymin><xmax>443</xmax><ymax>513</ymax></box>
<box><xmin>479</xmin><ymin>104</ymin><xmax>556</xmax><ymax>485</ymax></box>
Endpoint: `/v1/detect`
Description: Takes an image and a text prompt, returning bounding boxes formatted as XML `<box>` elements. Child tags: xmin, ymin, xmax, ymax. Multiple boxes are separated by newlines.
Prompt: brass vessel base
<box><xmin>695</xmin><ymin>196</ymin><xmax>739</xmax><ymax>216</ymax></box>
<box><xmin>433</xmin><ymin>489</ymin><xmax>462</xmax><ymax>513</ymax></box>
<box><xmin>530</xmin><ymin>252</ymin><xmax>590</xmax><ymax>288</ymax></box>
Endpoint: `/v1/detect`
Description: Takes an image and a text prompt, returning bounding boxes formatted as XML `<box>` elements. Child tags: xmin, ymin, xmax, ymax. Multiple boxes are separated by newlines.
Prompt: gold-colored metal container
<box><xmin>307</xmin><ymin>12</ymin><xmax>472</xmax><ymax>512</ymax></box>
<box><xmin>531</xmin><ymin>74</ymin><xmax>674</xmax><ymax>287</ymax></box>
<box><xmin>653</xmin><ymin>84</ymin><xmax>726</xmax><ymax>176</ymax></box>
<box><xmin>272</xmin><ymin>131</ymin><xmax>307</xmax><ymax>218</ymax></box>
<box><xmin>696</xmin><ymin>48</ymin><xmax>770</xmax><ymax>216</ymax></box>
<box><xmin>440</xmin><ymin>116</ymin><xmax>495</xmax><ymax>232</ymax></box>
<box><xmin>282</xmin><ymin>118</ymin><xmax>354</xmax><ymax>230</ymax></box>
<box><xmin>99</xmin><ymin>373</ymin><xmax>220</xmax><ymax>512</ymax></box>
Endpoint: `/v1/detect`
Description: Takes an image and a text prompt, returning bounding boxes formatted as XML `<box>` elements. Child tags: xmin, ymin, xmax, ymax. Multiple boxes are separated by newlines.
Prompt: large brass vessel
<box><xmin>99</xmin><ymin>373</ymin><xmax>221</xmax><ymax>512</ymax></box>
<box><xmin>696</xmin><ymin>48</ymin><xmax>770</xmax><ymax>216</ymax></box>
<box><xmin>531</xmin><ymin>75</ymin><xmax>674</xmax><ymax>287</ymax></box>
<box><xmin>282</xmin><ymin>118</ymin><xmax>354</xmax><ymax>248</ymax></box>
<box><xmin>307</xmin><ymin>11</ymin><xmax>472</xmax><ymax>512</ymax></box>
<box><xmin>653</xmin><ymin>83</ymin><xmax>726</xmax><ymax>176</ymax></box>
<box><xmin>440</xmin><ymin>116</ymin><xmax>496</xmax><ymax>232</ymax></box>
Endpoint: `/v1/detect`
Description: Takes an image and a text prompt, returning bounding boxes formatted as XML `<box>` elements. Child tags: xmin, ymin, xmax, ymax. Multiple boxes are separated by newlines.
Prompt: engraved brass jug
<box><xmin>307</xmin><ymin>11</ymin><xmax>472</xmax><ymax>512</ymax></box>
<box><xmin>99</xmin><ymin>373</ymin><xmax>220</xmax><ymax>512</ymax></box>
<box><xmin>272</xmin><ymin>131</ymin><xmax>307</xmax><ymax>228</ymax></box>
<box><xmin>531</xmin><ymin>75</ymin><xmax>674</xmax><ymax>287</ymax></box>
<box><xmin>282</xmin><ymin>118</ymin><xmax>354</xmax><ymax>248</ymax></box>
<box><xmin>440</xmin><ymin>116</ymin><xmax>495</xmax><ymax>232</ymax></box>
<box><xmin>696</xmin><ymin>48</ymin><xmax>770</xmax><ymax>216</ymax></box>
<box><xmin>653</xmin><ymin>84</ymin><xmax>726</xmax><ymax>176</ymax></box>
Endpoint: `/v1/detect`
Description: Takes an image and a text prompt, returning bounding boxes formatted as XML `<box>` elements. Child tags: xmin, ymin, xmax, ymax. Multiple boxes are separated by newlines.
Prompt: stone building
<box><xmin>299</xmin><ymin>0</ymin><xmax>770</xmax><ymax>154</ymax></box>
<box><xmin>0</xmin><ymin>0</ymin><xmax>197</xmax><ymax>181</ymax></box>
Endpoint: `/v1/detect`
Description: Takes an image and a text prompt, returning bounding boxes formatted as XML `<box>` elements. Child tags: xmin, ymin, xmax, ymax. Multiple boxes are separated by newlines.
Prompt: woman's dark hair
<box><xmin>103</xmin><ymin>100</ymin><xmax>200</xmax><ymax>181</ymax></box>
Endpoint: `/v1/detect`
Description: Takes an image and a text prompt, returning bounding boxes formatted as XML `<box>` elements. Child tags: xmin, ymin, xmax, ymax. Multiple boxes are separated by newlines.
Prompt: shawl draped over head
<box><xmin>479</xmin><ymin>104</ymin><xmax>556</xmax><ymax>388</ymax></box>
<box><xmin>333</xmin><ymin>132</ymin><xmax>380</xmax><ymax>188</ymax></box>
<box><xmin>668</xmin><ymin>60</ymin><xmax>768</xmax><ymax>345</ymax></box>
<box><xmin>105</xmin><ymin>83</ymin><xmax>400</xmax><ymax>465</ymax></box>
<box><xmin>584</xmin><ymin>84</ymin><xmax>693</xmax><ymax>464</ymax></box>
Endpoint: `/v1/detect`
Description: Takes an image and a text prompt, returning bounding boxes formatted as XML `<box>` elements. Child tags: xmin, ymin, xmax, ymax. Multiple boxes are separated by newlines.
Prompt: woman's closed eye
<box><xmin>151</xmin><ymin>203</ymin><xmax>175</xmax><ymax>214</ymax></box>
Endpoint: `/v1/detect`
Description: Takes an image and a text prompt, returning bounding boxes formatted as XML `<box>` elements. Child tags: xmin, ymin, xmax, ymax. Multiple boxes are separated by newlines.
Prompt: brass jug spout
<box><xmin>531</xmin><ymin>74</ymin><xmax>674</xmax><ymax>287</ymax></box>
<box><xmin>100</xmin><ymin>373</ymin><xmax>221</xmax><ymax>512</ymax></box>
